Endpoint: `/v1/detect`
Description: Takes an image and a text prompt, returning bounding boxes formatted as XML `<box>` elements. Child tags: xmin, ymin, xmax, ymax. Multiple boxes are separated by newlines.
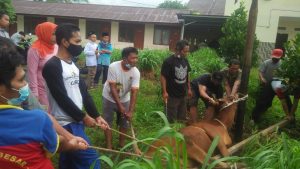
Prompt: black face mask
<box><xmin>67</xmin><ymin>43</ymin><xmax>83</xmax><ymax>57</ymax></box>
<box><xmin>272</xmin><ymin>58</ymin><xmax>280</xmax><ymax>63</ymax></box>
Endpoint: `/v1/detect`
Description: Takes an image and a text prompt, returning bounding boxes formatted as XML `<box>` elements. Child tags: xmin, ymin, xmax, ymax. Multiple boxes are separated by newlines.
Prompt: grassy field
<box><xmin>52</xmin><ymin>50</ymin><xmax>300</xmax><ymax>168</ymax></box>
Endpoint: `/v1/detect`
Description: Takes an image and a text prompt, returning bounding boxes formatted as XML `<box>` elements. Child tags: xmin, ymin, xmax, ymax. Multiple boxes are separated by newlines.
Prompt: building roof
<box><xmin>13</xmin><ymin>0</ymin><xmax>190</xmax><ymax>24</ymax></box>
<box><xmin>187</xmin><ymin>0</ymin><xmax>226</xmax><ymax>15</ymax></box>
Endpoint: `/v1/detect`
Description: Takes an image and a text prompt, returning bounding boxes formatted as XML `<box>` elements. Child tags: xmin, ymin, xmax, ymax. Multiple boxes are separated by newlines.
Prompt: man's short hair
<box><xmin>229</xmin><ymin>59</ymin><xmax>240</xmax><ymax>66</ymax></box>
<box><xmin>176</xmin><ymin>40</ymin><xmax>189</xmax><ymax>51</ymax></box>
<box><xmin>0</xmin><ymin>12</ymin><xmax>8</xmax><ymax>19</ymax></box>
<box><xmin>55</xmin><ymin>23</ymin><xmax>80</xmax><ymax>45</ymax></box>
<box><xmin>19</xmin><ymin>31</ymin><xmax>25</xmax><ymax>37</ymax></box>
<box><xmin>102</xmin><ymin>32</ymin><xmax>109</xmax><ymax>37</ymax></box>
<box><xmin>212</xmin><ymin>71</ymin><xmax>223</xmax><ymax>83</ymax></box>
<box><xmin>87</xmin><ymin>31</ymin><xmax>96</xmax><ymax>37</ymax></box>
<box><xmin>0</xmin><ymin>37</ymin><xmax>23</xmax><ymax>88</ymax></box>
<box><xmin>122</xmin><ymin>47</ymin><xmax>138</xmax><ymax>59</ymax></box>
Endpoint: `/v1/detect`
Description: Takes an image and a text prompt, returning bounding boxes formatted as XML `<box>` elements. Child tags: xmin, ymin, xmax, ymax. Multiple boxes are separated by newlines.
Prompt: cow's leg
<box><xmin>186</xmin><ymin>140</ymin><xmax>229</xmax><ymax>168</ymax></box>
<box><xmin>204</xmin><ymin>130</ymin><xmax>230</xmax><ymax>157</ymax></box>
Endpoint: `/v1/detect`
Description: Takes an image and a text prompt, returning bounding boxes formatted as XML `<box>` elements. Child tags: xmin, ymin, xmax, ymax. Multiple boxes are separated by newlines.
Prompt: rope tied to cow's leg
<box><xmin>96</xmin><ymin>124</ymin><xmax>159</xmax><ymax>150</ymax></box>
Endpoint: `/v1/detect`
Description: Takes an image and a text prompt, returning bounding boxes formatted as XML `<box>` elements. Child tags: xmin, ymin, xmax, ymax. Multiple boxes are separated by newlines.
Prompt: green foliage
<box><xmin>188</xmin><ymin>47</ymin><xmax>226</xmax><ymax>79</ymax></box>
<box><xmin>241</xmin><ymin>133</ymin><xmax>300</xmax><ymax>168</ymax></box>
<box><xmin>0</xmin><ymin>0</ymin><xmax>16</xmax><ymax>22</ymax></box>
<box><xmin>219</xmin><ymin>2</ymin><xmax>259</xmax><ymax>67</ymax></box>
<box><xmin>111</xmin><ymin>49</ymin><xmax>122</xmax><ymax>63</ymax></box>
<box><xmin>277</xmin><ymin>33</ymin><xmax>300</xmax><ymax>93</ymax></box>
<box><xmin>157</xmin><ymin>0</ymin><xmax>187</xmax><ymax>9</ymax></box>
<box><xmin>138</xmin><ymin>49</ymin><xmax>170</xmax><ymax>73</ymax></box>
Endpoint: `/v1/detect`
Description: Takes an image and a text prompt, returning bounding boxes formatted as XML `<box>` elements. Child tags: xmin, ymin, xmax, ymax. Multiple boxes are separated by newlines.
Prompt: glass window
<box><xmin>153</xmin><ymin>26</ymin><xmax>170</xmax><ymax>45</ymax></box>
<box><xmin>119</xmin><ymin>24</ymin><xmax>134</xmax><ymax>43</ymax></box>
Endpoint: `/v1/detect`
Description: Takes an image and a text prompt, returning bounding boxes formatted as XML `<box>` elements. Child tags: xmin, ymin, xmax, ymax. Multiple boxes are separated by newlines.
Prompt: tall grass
<box><xmin>240</xmin><ymin>132</ymin><xmax>300</xmax><ymax>168</ymax></box>
<box><xmin>188</xmin><ymin>47</ymin><xmax>226</xmax><ymax>79</ymax></box>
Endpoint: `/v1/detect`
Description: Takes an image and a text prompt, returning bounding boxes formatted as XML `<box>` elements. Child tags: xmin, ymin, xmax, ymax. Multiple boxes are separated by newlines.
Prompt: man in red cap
<box><xmin>251</xmin><ymin>49</ymin><xmax>291</xmax><ymax>123</ymax></box>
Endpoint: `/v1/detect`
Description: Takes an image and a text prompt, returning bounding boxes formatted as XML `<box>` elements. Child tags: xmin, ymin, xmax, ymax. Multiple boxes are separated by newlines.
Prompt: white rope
<box><xmin>219</xmin><ymin>94</ymin><xmax>249</xmax><ymax>111</ymax></box>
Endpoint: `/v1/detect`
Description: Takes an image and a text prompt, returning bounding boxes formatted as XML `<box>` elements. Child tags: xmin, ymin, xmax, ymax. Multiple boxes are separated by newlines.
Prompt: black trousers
<box><xmin>252</xmin><ymin>83</ymin><xmax>292</xmax><ymax>122</ymax></box>
<box><xmin>94</xmin><ymin>64</ymin><xmax>109</xmax><ymax>85</ymax></box>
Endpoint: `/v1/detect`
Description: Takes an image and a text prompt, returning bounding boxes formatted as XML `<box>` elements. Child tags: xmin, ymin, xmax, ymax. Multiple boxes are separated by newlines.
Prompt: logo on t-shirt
<box><xmin>175</xmin><ymin>65</ymin><xmax>187</xmax><ymax>84</ymax></box>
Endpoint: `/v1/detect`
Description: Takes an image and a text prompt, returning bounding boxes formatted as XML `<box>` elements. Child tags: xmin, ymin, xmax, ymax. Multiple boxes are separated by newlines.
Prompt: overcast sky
<box><xmin>88</xmin><ymin>0</ymin><xmax>190</xmax><ymax>8</ymax></box>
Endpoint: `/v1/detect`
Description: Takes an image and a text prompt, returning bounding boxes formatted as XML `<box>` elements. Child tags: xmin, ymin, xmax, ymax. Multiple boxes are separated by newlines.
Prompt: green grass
<box><xmin>52</xmin><ymin>48</ymin><xmax>300</xmax><ymax>168</ymax></box>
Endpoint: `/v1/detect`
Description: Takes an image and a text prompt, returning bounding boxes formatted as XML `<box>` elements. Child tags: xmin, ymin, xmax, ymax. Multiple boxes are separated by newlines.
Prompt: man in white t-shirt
<box><xmin>84</xmin><ymin>32</ymin><xmax>98</xmax><ymax>89</ymax></box>
<box><xmin>102</xmin><ymin>47</ymin><xmax>140</xmax><ymax>149</ymax></box>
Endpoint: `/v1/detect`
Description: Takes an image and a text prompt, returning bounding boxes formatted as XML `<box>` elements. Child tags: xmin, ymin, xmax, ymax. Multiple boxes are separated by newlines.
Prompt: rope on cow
<box><xmin>219</xmin><ymin>94</ymin><xmax>249</xmax><ymax>111</ymax></box>
<box><xmin>88</xmin><ymin>145</ymin><xmax>152</xmax><ymax>159</ymax></box>
<box><xmin>96</xmin><ymin>124</ymin><xmax>159</xmax><ymax>150</ymax></box>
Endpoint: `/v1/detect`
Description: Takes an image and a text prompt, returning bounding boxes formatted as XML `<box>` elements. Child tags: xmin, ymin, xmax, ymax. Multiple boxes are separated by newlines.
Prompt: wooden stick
<box><xmin>213</xmin><ymin>119</ymin><xmax>289</xmax><ymax>159</ymax></box>
<box><xmin>130</xmin><ymin>122</ymin><xmax>142</xmax><ymax>155</ymax></box>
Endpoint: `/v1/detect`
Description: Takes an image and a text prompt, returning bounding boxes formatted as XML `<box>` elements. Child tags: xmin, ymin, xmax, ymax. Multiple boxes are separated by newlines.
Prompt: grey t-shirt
<box><xmin>259</xmin><ymin>59</ymin><xmax>281</xmax><ymax>83</ymax></box>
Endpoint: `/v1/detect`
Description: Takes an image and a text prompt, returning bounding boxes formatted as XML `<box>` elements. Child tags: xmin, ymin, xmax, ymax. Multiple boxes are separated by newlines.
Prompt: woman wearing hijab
<box><xmin>27</xmin><ymin>22</ymin><xmax>58</xmax><ymax>111</ymax></box>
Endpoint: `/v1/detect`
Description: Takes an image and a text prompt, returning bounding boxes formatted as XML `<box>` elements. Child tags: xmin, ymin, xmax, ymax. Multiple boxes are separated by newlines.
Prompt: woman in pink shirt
<box><xmin>27</xmin><ymin>22</ymin><xmax>58</xmax><ymax>112</ymax></box>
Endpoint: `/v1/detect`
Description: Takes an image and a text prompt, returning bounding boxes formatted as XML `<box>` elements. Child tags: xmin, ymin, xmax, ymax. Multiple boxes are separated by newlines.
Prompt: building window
<box><xmin>55</xmin><ymin>18</ymin><xmax>78</xmax><ymax>26</ymax></box>
<box><xmin>24</xmin><ymin>16</ymin><xmax>47</xmax><ymax>34</ymax></box>
<box><xmin>154</xmin><ymin>26</ymin><xmax>170</xmax><ymax>45</ymax></box>
<box><xmin>119</xmin><ymin>24</ymin><xmax>134</xmax><ymax>43</ymax></box>
<box><xmin>86</xmin><ymin>20</ymin><xmax>110</xmax><ymax>39</ymax></box>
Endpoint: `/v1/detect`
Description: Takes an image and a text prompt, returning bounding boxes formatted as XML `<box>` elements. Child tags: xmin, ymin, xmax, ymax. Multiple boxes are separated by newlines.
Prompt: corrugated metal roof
<box><xmin>13</xmin><ymin>0</ymin><xmax>190</xmax><ymax>24</ymax></box>
<box><xmin>187</xmin><ymin>0</ymin><xmax>226</xmax><ymax>16</ymax></box>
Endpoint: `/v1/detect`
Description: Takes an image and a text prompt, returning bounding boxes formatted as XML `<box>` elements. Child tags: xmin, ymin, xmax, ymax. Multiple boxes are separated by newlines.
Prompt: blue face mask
<box><xmin>124</xmin><ymin>63</ymin><xmax>132</xmax><ymax>70</ymax></box>
<box><xmin>0</xmin><ymin>84</ymin><xmax>30</xmax><ymax>105</ymax></box>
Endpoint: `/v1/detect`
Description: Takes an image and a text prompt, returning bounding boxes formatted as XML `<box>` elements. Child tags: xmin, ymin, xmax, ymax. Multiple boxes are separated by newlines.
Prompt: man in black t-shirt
<box><xmin>188</xmin><ymin>72</ymin><xmax>223</xmax><ymax>123</ymax></box>
<box><xmin>161</xmin><ymin>40</ymin><xmax>192</xmax><ymax>123</ymax></box>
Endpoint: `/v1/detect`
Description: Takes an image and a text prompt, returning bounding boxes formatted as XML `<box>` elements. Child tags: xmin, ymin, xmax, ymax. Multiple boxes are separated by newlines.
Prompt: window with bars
<box><xmin>153</xmin><ymin>26</ymin><xmax>170</xmax><ymax>45</ymax></box>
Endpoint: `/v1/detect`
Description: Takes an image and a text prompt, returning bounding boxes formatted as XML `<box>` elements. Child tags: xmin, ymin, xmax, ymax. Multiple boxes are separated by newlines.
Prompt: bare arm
<box><xmin>224</xmin><ymin>80</ymin><xmax>232</xmax><ymax>97</ymax></box>
<box><xmin>160</xmin><ymin>74</ymin><xmax>168</xmax><ymax>102</ymax></box>
<box><xmin>259</xmin><ymin>71</ymin><xmax>266</xmax><ymax>84</ymax></box>
<box><xmin>109</xmin><ymin>82</ymin><xmax>125</xmax><ymax>113</ymax></box>
<box><xmin>125</xmin><ymin>88</ymin><xmax>139</xmax><ymax>120</ymax></box>
<box><xmin>199</xmin><ymin>85</ymin><xmax>211</xmax><ymax>100</ymax></box>
<box><xmin>231</xmin><ymin>80</ymin><xmax>241</xmax><ymax>96</ymax></box>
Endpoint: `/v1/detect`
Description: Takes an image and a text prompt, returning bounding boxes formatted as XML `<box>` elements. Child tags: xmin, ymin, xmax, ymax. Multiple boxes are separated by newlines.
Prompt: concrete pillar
<box><xmin>17</xmin><ymin>15</ymin><xmax>24</xmax><ymax>32</ymax></box>
<box><xmin>110</xmin><ymin>21</ymin><xmax>119</xmax><ymax>44</ymax></box>
<box><xmin>143</xmin><ymin>23</ymin><xmax>154</xmax><ymax>48</ymax></box>
<box><xmin>79</xmin><ymin>19</ymin><xmax>86</xmax><ymax>39</ymax></box>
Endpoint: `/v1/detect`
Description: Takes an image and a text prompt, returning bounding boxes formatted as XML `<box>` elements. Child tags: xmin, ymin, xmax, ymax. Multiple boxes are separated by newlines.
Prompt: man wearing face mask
<box><xmin>42</xmin><ymin>23</ymin><xmax>108</xmax><ymax>169</ymax></box>
<box><xmin>251</xmin><ymin>49</ymin><xmax>284</xmax><ymax>123</ymax></box>
<box><xmin>0</xmin><ymin>37</ymin><xmax>89</xmax><ymax>169</ymax></box>
<box><xmin>161</xmin><ymin>40</ymin><xmax>192</xmax><ymax>123</ymax></box>
<box><xmin>102</xmin><ymin>47</ymin><xmax>140</xmax><ymax>149</ymax></box>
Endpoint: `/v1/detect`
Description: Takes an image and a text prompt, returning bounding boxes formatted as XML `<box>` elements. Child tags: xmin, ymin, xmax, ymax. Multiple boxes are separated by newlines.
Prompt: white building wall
<box><xmin>16</xmin><ymin>15</ymin><xmax>24</xmax><ymax>32</ymax></box>
<box><xmin>225</xmin><ymin>0</ymin><xmax>300</xmax><ymax>43</ymax></box>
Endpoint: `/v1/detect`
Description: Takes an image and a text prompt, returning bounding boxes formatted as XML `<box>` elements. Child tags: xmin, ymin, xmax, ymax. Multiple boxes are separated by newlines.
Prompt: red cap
<box><xmin>271</xmin><ymin>49</ymin><xmax>283</xmax><ymax>59</ymax></box>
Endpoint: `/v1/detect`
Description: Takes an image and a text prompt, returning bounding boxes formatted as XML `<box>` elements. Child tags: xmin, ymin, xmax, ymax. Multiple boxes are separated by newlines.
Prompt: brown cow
<box><xmin>146</xmin><ymin>97</ymin><xmax>239</xmax><ymax>168</ymax></box>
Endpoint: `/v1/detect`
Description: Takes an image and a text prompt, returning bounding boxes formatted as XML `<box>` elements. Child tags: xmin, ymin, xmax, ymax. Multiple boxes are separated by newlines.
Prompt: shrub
<box><xmin>277</xmin><ymin>33</ymin><xmax>300</xmax><ymax>93</ymax></box>
<box><xmin>218</xmin><ymin>2</ymin><xmax>259</xmax><ymax>67</ymax></box>
<box><xmin>189</xmin><ymin>47</ymin><xmax>226</xmax><ymax>79</ymax></box>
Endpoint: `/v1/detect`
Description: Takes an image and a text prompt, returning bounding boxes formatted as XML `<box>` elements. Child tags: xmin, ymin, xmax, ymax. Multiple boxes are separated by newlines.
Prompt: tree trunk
<box><xmin>234</xmin><ymin>0</ymin><xmax>258</xmax><ymax>141</ymax></box>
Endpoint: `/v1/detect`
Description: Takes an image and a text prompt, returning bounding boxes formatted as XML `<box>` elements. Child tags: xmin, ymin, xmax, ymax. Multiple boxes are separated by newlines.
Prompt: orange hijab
<box><xmin>31</xmin><ymin>22</ymin><xmax>57</xmax><ymax>58</ymax></box>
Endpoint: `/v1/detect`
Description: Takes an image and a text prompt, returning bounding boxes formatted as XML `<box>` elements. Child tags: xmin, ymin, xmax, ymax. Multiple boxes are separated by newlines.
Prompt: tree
<box><xmin>278</xmin><ymin>34</ymin><xmax>300</xmax><ymax>93</ymax></box>
<box><xmin>219</xmin><ymin>2</ymin><xmax>259</xmax><ymax>66</ymax></box>
<box><xmin>158</xmin><ymin>0</ymin><xmax>187</xmax><ymax>9</ymax></box>
<box><xmin>0</xmin><ymin>0</ymin><xmax>16</xmax><ymax>22</ymax></box>
<box><xmin>235</xmin><ymin>0</ymin><xmax>258</xmax><ymax>141</ymax></box>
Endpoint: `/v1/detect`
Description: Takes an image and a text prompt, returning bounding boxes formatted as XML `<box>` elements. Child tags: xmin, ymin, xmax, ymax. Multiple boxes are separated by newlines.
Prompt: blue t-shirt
<box><xmin>97</xmin><ymin>42</ymin><xmax>113</xmax><ymax>66</ymax></box>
